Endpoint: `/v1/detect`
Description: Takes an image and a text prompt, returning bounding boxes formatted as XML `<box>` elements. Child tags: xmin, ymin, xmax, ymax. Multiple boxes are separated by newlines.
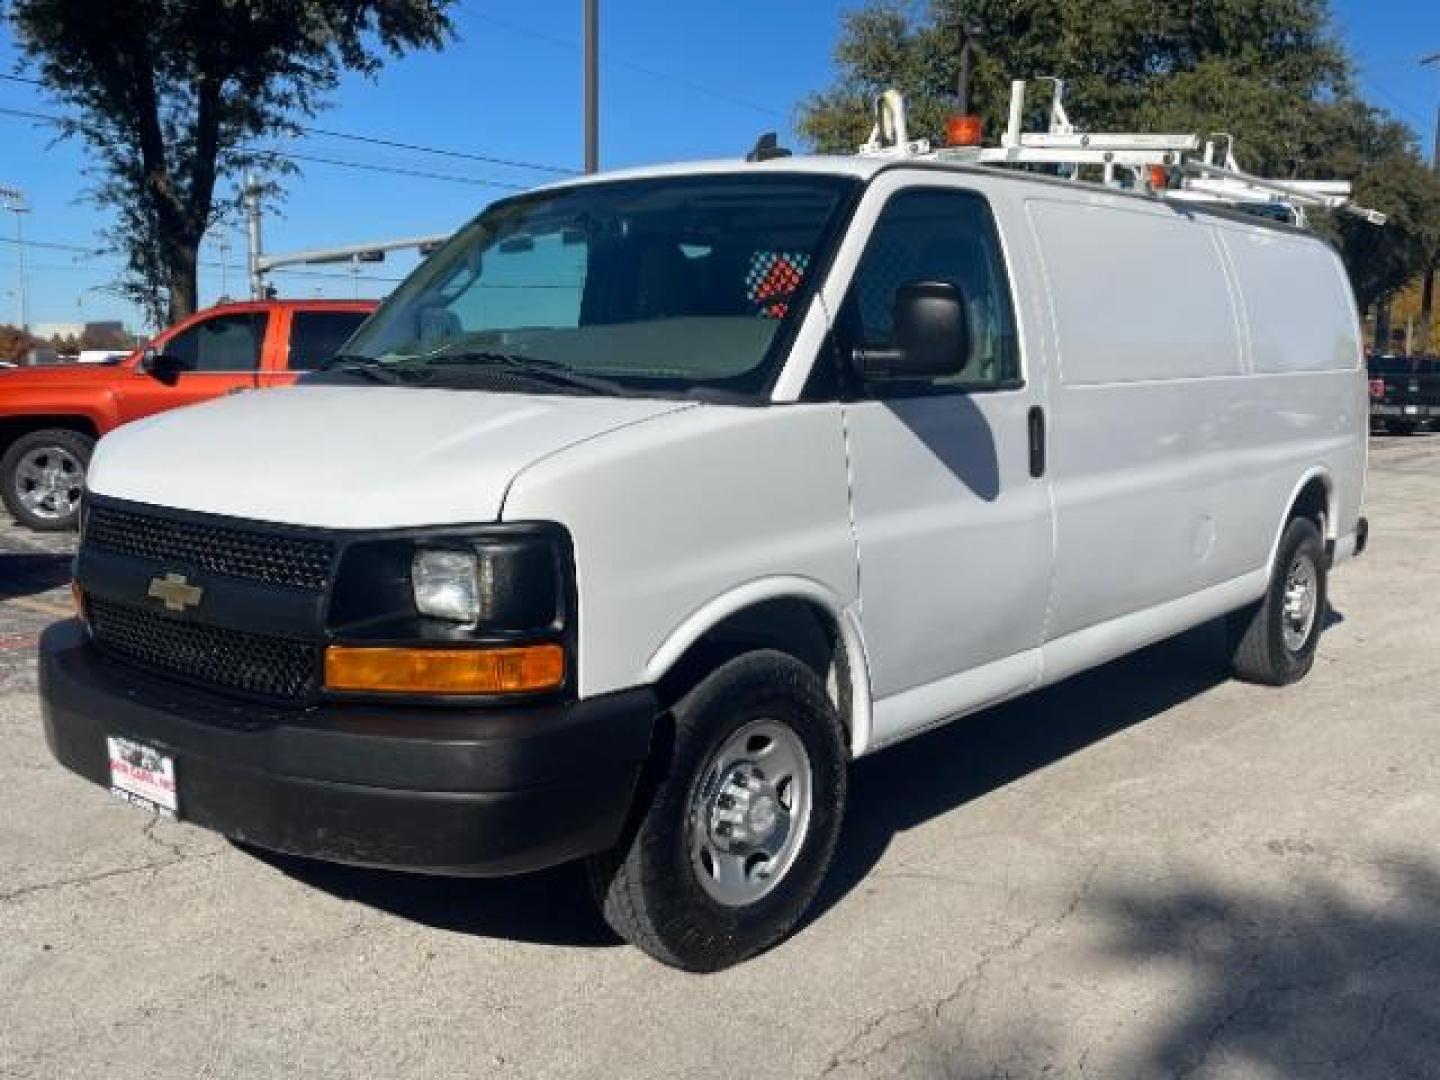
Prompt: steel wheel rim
<box><xmin>14</xmin><ymin>446</ymin><xmax>84</xmax><ymax>520</ymax></box>
<box><xmin>688</xmin><ymin>718</ymin><xmax>814</xmax><ymax>907</ymax></box>
<box><xmin>1281</xmin><ymin>552</ymin><xmax>1319</xmax><ymax>652</ymax></box>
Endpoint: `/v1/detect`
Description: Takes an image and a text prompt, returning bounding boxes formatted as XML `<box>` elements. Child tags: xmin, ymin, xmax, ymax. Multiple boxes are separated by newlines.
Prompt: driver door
<box><xmin>118</xmin><ymin>310</ymin><xmax>268</xmax><ymax>425</ymax></box>
<box><xmin>834</xmin><ymin>177</ymin><xmax>1054</xmax><ymax>747</ymax></box>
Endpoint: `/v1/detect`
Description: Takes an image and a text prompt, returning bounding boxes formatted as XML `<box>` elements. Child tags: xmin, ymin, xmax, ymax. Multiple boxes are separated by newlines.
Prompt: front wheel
<box><xmin>588</xmin><ymin>650</ymin><xmax>847</xmax><ymax>971</ymax></box>
<box><xmin>1229</xmin><ymin>516</ymin><xmax>1328</xmax><ymax>686</ymax></box>
<box><xmin>0</xmin><ymin>429</ymin><xmax>94</xmax><ymax>531</ymax></box>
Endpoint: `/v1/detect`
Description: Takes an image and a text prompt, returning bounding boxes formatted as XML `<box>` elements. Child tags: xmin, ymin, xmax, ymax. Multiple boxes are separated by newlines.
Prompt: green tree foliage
<box><xmin>4</xmin><ymin>0</ymin><xmax>457</xmax><ymax>326</ymax></box>
<box><xmin>799</xmin><ymin>0</ymin><xmax>1440</xmax><ymax>315</ymax></box>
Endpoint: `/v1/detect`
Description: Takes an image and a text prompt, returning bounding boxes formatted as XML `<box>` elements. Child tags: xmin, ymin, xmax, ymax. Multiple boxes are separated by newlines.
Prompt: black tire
<box><xmin>1229</xmin><ymin>516</ymin><xmax>1328</xmax><ymax>686</ymax></box>
<box><xmin>0</xmin><ymin>428</ymin><xmax>94</xmax><ymax>531</ymax></box>
<box><xmin>587</xmin><ymin>650</ymin><xmax>847</xmax><ymax>972</ymax></box>
<box><xmin>1387</xmin><ymin>420</ymin><xmax>1418</xmax><ymax>436</ymax></box>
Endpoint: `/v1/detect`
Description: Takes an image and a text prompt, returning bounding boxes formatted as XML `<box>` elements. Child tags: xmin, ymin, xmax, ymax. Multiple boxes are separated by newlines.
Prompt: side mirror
<box><xmin>142</xmin><ymin>348</ymin><xmax>191</xmax><ymax>384</ymax></box>
<box><xmin>855</xmin><ymin>280</ymin><xmax>970</xmax><ymax>380</ymax></box>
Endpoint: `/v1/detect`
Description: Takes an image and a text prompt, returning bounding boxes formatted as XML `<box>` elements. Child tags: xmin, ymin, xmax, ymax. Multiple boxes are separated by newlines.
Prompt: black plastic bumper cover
<box><xmin>40</xmin><ymin>620</ymin><xmax>657</xmax><ymax>876</ymax></box>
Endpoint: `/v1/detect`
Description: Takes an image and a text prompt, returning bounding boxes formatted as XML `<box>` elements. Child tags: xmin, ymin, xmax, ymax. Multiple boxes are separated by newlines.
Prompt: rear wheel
<box><xmin>0</xmin><ymin>429</ymin><xmax>94</xmax><ymax>531</ymax></box>
<box><xmin>588</xmin><ymin>650</ymin><xmax>847</xmax><ymax>971</ymax></box>
<box><xmin>1229</xmin><ymin>516</ymin><xmax>1328</xmax><ymax>686</ymax></box>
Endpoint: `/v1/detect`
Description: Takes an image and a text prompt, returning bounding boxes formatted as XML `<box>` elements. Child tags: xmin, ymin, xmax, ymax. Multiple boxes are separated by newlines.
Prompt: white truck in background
<box><xmin>41</xmin><ymin>86</ymin><xmax>1371</xmax><ymax>971</ymax></box>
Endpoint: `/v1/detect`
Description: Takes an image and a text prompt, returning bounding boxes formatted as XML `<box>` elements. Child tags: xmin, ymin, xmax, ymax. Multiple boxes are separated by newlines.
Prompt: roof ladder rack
<box><xmin>860</xmin><ymin>78</ymin><xmax>1385</xmax><ymax>228</ymax></box>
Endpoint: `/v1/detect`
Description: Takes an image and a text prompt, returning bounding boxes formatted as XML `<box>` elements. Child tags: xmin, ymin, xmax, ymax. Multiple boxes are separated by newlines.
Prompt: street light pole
<box><xmin>583</xmin><ymin>0</ymin><xmax>599</xmax><ymax>173</ymax></box>
<box><xmin>0</xmin><ymin>185</ymin><xmax>29</xmax><ymax>331</ymax></box>
<box><xmin>244</xmin><ymin>173</ymin><xmax>264</xmax><ymax>300</ymax></box>
<box><xmin>1419</xmin><ymin>52</ymin><xmax>1439</xmax><ymax>356</ymax></box>
<box><xmin>13</xmin><ymin>206</ymin><xmax>28</xmax><ymax>332</ymax></box>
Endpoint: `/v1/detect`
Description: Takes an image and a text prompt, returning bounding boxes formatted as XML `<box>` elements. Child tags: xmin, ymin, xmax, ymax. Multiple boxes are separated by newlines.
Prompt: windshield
<box><xmin>337</xmin><ymin>173</ymin><xmax>858</xmax><ymax>399</ymax></box>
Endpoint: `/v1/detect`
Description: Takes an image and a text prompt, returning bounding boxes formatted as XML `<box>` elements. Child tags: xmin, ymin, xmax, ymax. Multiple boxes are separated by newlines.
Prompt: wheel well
<box><xmin>0</xmin><ymin>416</ymin><xmax>99</xmax><ymax>460</ymax></box>
<box><xmin>655</xmin><ymin>598</ymin><xmax>853</xmax><ymax>739</ymax></box>
<box><xmin>1289</xmin><ymin>475</ymin><xmax>1331</xmax><ymax>537</ymax></box>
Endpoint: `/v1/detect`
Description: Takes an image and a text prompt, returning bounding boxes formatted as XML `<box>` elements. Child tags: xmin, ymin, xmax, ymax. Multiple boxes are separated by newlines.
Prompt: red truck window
<box><xmin>288</xmin><ymin>311</ymin><xmax>371</xmax><ymax>371</ymax></box>
<box><xmin>165</xmin><ymin>313</ymin><xmax>268</xmax><ymax>372</ymax></box>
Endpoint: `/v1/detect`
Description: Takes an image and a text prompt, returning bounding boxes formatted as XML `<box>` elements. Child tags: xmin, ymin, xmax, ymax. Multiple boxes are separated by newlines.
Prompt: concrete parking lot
<box><xmin>2</xmin><ymin>435</ymin><xmax>1439</xmax><ymax>1079</ymax></box>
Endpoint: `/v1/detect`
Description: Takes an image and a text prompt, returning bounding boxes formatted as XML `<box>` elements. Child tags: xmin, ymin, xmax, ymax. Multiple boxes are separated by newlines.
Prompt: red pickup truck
<box><xmin>0</xmin><ymin>299</ymin><xmax>375</xmax><ymax>530</ymax></box>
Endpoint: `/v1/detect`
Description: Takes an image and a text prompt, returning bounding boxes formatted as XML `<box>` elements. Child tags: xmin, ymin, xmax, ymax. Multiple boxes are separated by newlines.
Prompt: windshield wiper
<box><xmin>316</xmin><ymin>356</ymin><xmax>414</xmax><ymax>385</ymax></box>
<box><xmin>411</xmin><ymin>349</ymin><xmax>633</xmax><ymax>397</ymax></box>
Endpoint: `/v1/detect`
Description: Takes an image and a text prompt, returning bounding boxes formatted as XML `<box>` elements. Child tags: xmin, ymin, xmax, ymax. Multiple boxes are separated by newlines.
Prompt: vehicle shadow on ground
<box><xmin>808</xmin><ymin>617</ymin><xmax>1237</xmax><ymax>924</ymax></box>
<box><xmin>1085</xmin><ymin>855</ymin><xmax>1440</xmax><ymax>1077</ymax></box>
<box><xmin>856</xmin><ymin>852</ymin><xmax>1440</xmax><ymax>1077</ymax></box>
<box><xmin>245</xmin><ymin>847</ymin><xmax>619</xmax><ymax>948</ymax></box>
<box><xmin>253</xmin><ymin>615</ymin><xmax>1259</xmax><ymax>951</ymax></box>
<box><xmin>0</xmin><ymin>553</ymin><xmax>74</xmax><ymax>601</ymax></box>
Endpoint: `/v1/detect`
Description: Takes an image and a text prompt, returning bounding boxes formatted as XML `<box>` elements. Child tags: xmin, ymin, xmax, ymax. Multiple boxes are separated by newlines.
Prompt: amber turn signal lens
<box><xmin>71</xmin><ymin>579</ymin><xmax>83</xmax><ymax>616</ymax></box>
<box><xmin>324</xmin><ymin>644</ymin><xmax>565</xmax><ymax>694</ymax></box>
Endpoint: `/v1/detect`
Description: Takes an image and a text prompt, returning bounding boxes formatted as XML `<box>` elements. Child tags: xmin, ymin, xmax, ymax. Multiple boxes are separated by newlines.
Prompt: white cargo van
<box><xmin>41</xmin><ymin>122</ymin><xmax>1369</xmax><ymax>970</ymax></box>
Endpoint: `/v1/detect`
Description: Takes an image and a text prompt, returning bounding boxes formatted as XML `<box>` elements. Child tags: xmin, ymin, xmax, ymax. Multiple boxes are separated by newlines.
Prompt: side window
<box><xmin>288</xmin><ymin>311</ymin><xmax>369</xmax><ymax>371</ymax></box>
<box><xmin>840</xmin><ymin>188</ymin><xmax>1019</xmax><ymax>391</ymax></box>
<box><xmin>163</xmin><ymin>313</ymin><xmax>268</xmax><ymax>373</ymax></box>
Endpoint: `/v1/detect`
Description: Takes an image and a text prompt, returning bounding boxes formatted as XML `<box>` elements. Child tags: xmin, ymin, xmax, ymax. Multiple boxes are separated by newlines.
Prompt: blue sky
<box><xmin>0</xmin><ymin>0</ymin><xmax>1436</xmax><ymax>332</ymax></box>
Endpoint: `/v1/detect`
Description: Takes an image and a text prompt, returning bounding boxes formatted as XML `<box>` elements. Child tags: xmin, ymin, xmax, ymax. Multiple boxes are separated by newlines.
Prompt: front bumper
<box><xmin>1371</xmin><ymin>403</ymin><xmax>1437</xmax><ymax>419</ymax></box>
<box><xmin>40</xmin><ymin>620</ymin><xmax>656</xmax><ymax>876</ymax></box>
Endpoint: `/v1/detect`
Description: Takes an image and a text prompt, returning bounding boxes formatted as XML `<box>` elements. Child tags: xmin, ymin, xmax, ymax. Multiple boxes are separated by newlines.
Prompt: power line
<box><xmin>459</xmin><ymin>5</ymin><xmax>784</xmax><ymax>120</ymax></box>
<box><xmin>248</xmin><ymin>148</ymin><xmax>528</xmax><ymax>189</ymax></box>
<box><xmin>0</xmin><ymin>104</ymin><xmax>533</xmax><ymax>189</ymax></box>
<box><xmin>1354</xmin><ymin>66</ymin><xmax>1432</xmax><ymax>130</ymax></box>
<box><xmin>299</xmin><ymin>126</ymin><xmax>574</xmax><ymax>175</ymax></box>
<box><xmin>1</xmin><ymin>237</ymin><xmax>402</xmax><ymax>284</ymax></box>
<box><xmin>2</xmin><ymin>71</ymin><xmax>573</xmax><ymax>175</ymax></box>
<box><xmin>0</xmin><ymin>235</ymin><xmax>92</xmax><ymax>255</ymax></box>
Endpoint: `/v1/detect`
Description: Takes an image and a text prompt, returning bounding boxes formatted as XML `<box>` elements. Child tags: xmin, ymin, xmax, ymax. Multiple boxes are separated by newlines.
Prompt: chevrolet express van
<box><xmin>41</xmin><ymin>153</ymin><xmax>1367</xmax><ymax>971</ymax></box>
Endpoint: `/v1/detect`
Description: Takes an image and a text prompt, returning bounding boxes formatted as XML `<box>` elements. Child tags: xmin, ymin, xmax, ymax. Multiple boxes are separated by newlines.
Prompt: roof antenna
<box><xmin>746</xmin><ymin>132</ymin><xmax>792</xmax><ymax>162</ymax></box>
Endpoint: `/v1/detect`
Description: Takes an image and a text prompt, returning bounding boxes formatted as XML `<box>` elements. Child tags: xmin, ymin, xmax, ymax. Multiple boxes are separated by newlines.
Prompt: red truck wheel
<box><xmin>1</xmin><ymin>429</ymin><xmax>95</xmax><ymax>532</ymax></box>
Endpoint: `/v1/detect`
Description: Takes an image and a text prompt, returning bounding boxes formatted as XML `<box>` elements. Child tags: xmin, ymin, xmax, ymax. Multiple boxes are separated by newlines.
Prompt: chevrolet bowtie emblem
<box><xmin>147</xmin><ymin>572</ymin><xmax>203</xmax><ymax>613</ymax></box>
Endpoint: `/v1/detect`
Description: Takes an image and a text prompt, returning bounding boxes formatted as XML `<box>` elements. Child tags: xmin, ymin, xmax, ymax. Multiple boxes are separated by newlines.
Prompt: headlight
<box><xmin>329</xmin><ymin>527</ymin><xmax>568</xmax><ymax>642</ymax></box>
<box><xmin>411</xmin><ymin>538</ymin><xmax>561</xmax><ymax>628</ymax></box>
<box><xmin>412</xmin><ymin>549</ymin><xmax>481</xmax><ymax>622</ymax></box>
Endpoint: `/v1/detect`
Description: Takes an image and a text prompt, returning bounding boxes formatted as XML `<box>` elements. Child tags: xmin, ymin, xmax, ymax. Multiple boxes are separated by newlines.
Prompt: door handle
<box><xmin>1028</xmin><ymin>406</ymin><xmax>1046</xmax><ymax>478</ymax></box>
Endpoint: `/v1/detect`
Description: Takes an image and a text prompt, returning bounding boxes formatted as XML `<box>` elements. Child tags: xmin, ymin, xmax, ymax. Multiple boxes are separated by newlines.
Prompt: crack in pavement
<box><xmin>2</xmin><ymin>808</ymin><xmax>220</xmax><ymax>905</ymax></box>
<box><xmin>0</xmin><ymin>850</ymin><xmax>223</xmax><ymax>904</ymax></box>
<box><xmin>818</xmin><ymin>855</ymin><xmax>1106</xmax><ymax>1078</ymax></box>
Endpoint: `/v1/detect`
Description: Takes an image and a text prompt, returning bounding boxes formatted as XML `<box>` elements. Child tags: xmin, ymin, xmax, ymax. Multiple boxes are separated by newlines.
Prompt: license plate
<box><xmin>1405</xmin><ymin>405</ymin><xmax>1419</xmax><ymax>415</ymax></box>
<box><xmin>107</xmin><ymin>736</ymin><xmax>177</xmax><ymax>816</ymax></box>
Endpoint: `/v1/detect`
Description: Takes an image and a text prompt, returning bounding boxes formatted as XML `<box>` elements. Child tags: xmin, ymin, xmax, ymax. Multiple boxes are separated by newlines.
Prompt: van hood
<box><xmin>87</xmin><ymin>385</ymin><xmax>695</xmax><ymax>528</ymax></box>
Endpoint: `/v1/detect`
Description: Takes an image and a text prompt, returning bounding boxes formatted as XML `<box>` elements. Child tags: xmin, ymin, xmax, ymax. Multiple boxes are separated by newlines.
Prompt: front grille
<box><xmin>85</xmin><ymin>503</ymin><xmax>335</xmax><ymax>591</ymax></box>
<box><xmin>88</xmin><ymin>597</ymin><xmax>319</xmax><ymax>702</ymax></box>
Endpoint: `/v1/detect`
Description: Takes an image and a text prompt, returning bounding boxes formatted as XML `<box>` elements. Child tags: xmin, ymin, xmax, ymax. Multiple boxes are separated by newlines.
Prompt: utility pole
<box><xmin>583</xmin><ymin>0</ymin><xmax>599</xmax><ymax>173</ymax></box>
<box><xmin>956</xmin><ymin>23</ymin><xmax>981</xmax><ymax>115</ymax></box>
<box><xmin>214</xmin><ymin>233</ymin><xmax>231</xmax><ymax>301</ymax></box>
<box><xmin>1420</xmin><ymin>52</ymin><xmax>1439</xmax><ymax>357</ymax></box>
<box><xmin>244</xmin><ymin>173</ymin><xmax>264</xmax><ymax>300</ymax></box>
<box><xmin>0</xmin><ymin>185</ymin><xmax>29</xmax><ymax>331</ymax></box>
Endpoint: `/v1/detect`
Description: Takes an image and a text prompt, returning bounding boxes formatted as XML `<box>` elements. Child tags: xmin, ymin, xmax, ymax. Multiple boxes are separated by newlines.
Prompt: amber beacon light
<box><xmin>324</xmin><ymin>643</ymin><xmax>566</xmax><ymax>694</ymax></box>
<box><xmin>946</xmin><ymin>115</ymin><xmax>983</xmax><ymax>147</ymax></box>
